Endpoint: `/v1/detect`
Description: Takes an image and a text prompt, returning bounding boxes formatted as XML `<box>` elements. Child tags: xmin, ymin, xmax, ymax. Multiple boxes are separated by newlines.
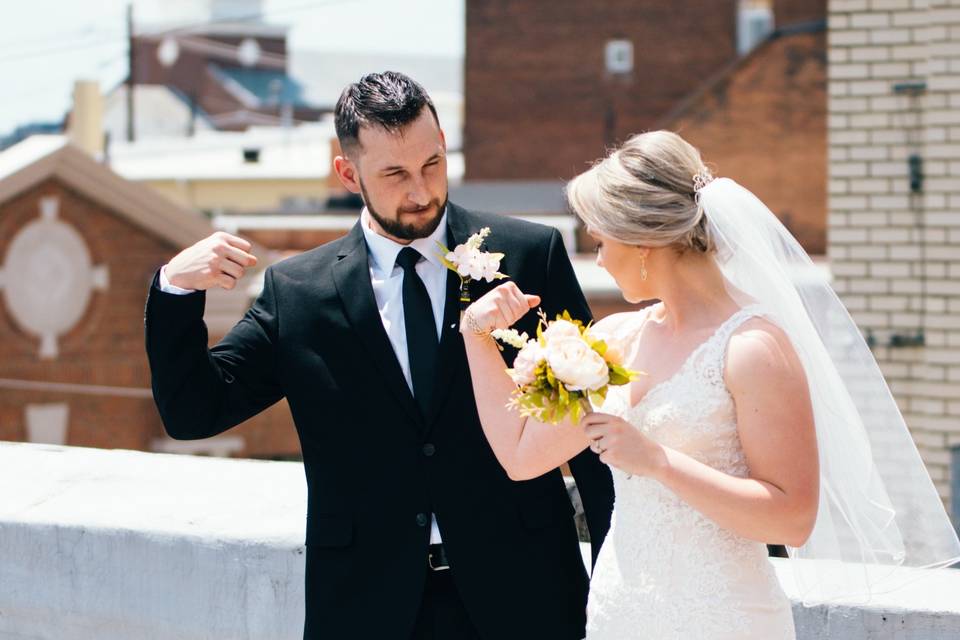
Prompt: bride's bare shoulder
<box><xmin>724</xmin><ymin>316</ymin><xmax>807</xmax><ymax>392</ymax></box>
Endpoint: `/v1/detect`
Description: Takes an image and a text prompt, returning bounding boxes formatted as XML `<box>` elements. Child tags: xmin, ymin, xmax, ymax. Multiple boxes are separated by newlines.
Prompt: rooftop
<box><xmin>1</xmin><ymin>441</ymin><xmax>958</xmax><ymax>639</ymax></box>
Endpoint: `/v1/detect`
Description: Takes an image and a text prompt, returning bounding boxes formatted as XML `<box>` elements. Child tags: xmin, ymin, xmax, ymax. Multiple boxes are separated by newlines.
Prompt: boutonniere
<box><xmin>438</xmin><ymin>227</ymin><xmax>507</xmax><ymax>308</ymax></box>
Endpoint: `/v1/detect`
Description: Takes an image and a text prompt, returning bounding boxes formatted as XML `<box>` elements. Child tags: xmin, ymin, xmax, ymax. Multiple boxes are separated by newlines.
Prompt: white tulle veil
<box><xmin>698</xmin><ymin>176</ymin><xmax>960</xmax><ymax>604</ymax></box>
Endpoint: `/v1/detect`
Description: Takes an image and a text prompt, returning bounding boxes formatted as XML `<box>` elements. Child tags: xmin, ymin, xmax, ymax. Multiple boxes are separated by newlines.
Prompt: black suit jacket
<box><xmin>144</xmin><ymin>203</ymin><xmax>614</xmax><ymax>640</ymax></box>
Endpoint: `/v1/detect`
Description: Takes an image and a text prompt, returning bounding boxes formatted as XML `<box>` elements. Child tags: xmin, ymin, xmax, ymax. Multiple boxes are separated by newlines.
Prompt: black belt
<box><xmin>428</xmin><ymin>543</ymin><xmax>450</xmax><ymax>571</ymax></box>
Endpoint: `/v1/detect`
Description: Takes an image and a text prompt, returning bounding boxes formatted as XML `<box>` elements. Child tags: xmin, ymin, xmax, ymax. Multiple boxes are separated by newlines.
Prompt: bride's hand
<box><xmin>461</xmin><ymin>281</ymin><xmax>540</xmax><ymax>335</ymax></box>
<box><xmin>581</xmin><ymin>412</ymin><xmax>668</xmax><ymax>478</ymax></box>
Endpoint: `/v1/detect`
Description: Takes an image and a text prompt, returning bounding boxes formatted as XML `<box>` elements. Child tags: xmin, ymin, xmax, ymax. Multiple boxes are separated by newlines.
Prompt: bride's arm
<box><xmin>462</xmin><ymin>282</ymin><xmax>593</xmax><ymax>481</ymax></box>
<box><xmin>583</xmin><ymin>318</ymin><xmax>819</xmax><ymax>547</ymax></box>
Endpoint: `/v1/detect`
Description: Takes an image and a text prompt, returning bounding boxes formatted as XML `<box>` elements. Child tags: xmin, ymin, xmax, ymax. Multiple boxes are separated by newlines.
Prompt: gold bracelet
<box><xmin>460</xmin><ymin>309</ymin><xmax>490</xmax><ymax>337</ymax></box>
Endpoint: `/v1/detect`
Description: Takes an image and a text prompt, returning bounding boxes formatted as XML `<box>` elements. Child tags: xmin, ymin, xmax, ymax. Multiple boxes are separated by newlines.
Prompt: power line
<box><xmin>0</xmin><ymin>36</ymin><xmax>124</xmax><ymax>65</ymax></box>
<box><xmin>0</xmin><ymin>0</ymin><xmax>361</xmax><ymax>65</ymax></box>
<box><xmin>2</xmin><ymin>51</ymin><xmax>126</xmax><ymax>107</ymax></box>
<box><xmin>141</xmin><ymin>0</ymin><xmax>360</xmax><ymax>39</ymax></box>
<box><xmin>0</xmin><ymin>26</ymin><xmax>122</xmax><ymax>53</ymax></box>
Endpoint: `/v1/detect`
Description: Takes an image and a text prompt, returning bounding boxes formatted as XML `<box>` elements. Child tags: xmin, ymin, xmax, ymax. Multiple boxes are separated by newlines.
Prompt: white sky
<box><xmin>0</xmin><ymin>0</ymin><xmax>464</xmax><ymax>135</ymax></box>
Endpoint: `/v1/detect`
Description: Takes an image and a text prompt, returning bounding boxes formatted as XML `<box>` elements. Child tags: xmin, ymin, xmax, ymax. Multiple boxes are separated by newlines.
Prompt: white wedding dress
<box><xmin>585</xmin><ymin>304</ymin><xmax>796</xmax><ymax>640</ymax></box>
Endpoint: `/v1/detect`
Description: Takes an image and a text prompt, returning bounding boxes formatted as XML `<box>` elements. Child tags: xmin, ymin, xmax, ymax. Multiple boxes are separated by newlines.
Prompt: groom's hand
<box><xmin>466</xmin><ymin>282</ymin><xmax>540</xmax><ymax>332</ymax></box>
<box><xmin>165</xmin><ymin>232</ymin><xmax>258</xmax><ymax>291</ymax></box>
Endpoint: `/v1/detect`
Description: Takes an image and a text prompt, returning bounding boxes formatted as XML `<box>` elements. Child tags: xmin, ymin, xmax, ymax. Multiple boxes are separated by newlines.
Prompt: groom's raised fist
<box><xmin>164</xmin><ymin>231</ymin><xmax>258</xmax><ymax>291</ymax></box>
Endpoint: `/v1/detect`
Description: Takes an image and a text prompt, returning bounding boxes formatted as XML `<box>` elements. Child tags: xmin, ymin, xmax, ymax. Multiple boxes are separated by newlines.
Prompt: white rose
<box><xmin>545</xmin><ymin>336</ymin><xmax>610</xmax><ymax>391</ymax></box>
<box><xmin>509</xmin><ymin>340</ymin><xmax>545</xmax><ymax>386</ymax></box>
<box><xmin>585</xmin><ymin>329</ymin><xmax>625</xmax><ymax>364</ymax></box>
<box><xmin>542</xmin><ymin>319</ymin><xmax>582</xmax><ymax>341</ymax></box>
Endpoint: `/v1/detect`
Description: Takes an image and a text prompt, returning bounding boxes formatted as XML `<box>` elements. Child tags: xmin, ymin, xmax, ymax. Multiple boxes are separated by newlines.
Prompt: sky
<box><xmin>0</xmin><ymin>0</ymin><xmax>464</xmax><ymax>135</ymax></box>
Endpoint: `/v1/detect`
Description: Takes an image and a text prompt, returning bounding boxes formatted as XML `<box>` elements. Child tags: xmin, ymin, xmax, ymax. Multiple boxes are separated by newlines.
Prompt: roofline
<box><xmin>0</xmin><ymin>138</ymin><xmax>214</xmax><ymax>248</ymax></box>
<box><xmin>655</xmin><ymin>19</ymin><xmax>826</xmax><ymax>130</ymax></box>
<box><xmin>101</xmin><ymin>81</ymin><xmax>218</xmax><ymax>129</ymax></box>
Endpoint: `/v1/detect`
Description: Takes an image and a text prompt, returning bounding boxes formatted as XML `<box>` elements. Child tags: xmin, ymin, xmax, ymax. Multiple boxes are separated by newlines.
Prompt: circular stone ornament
<box><xmin>0</xmin><ymin>197</ymin><xmax>108</xmax><ymax>358</ymax></box>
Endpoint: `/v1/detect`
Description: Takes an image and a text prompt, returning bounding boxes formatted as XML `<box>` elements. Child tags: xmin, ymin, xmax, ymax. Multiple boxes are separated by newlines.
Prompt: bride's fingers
<box><xmin>505</xmin><ymin>288</ymin><xmax>531</xmax><ymax>322</ymax></box>
<box><xmin>583</xmin><ymin>422</ymin><xmax>611</xmax><ymax>441</ymax></box>
<box><xmin>581</xmin><ymin>412</ymin><xmax>613</xmax><ymax>429</ymax></box>
<box><xmin>493</xmin><ymin>298</ymin><xmax>513</xmax><ymax>328</ymax></box>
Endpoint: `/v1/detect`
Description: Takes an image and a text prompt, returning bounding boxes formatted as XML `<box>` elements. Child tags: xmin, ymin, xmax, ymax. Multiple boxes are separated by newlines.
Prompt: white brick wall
<box><xmin>828</xmin><ymin>0</ymin><xmax>960</xmax><ymax>515</ymax></box>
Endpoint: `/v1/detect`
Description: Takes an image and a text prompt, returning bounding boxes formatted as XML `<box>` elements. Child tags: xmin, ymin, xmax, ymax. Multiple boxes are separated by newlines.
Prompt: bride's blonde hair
<box><xmin>566</xmin><ymin>130</ymin><xmax>715</xmax><ymax>254</ymax></box>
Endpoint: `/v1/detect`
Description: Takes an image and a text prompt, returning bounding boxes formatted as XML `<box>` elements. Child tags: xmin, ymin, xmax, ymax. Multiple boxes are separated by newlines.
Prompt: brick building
<box><xmin>465</xmin><ymin>0</ymin><xmax>740</xmax><ymax>181</ymax></box>
<box><xmin>98</xmin><ymin>0</ymin><xmax>325</xmax><ymax>135</ymax></box>
<box><xmin>0</xmin><ymin>136</ymin><xmax>297</xmax><ymax>459</ymax></box>
<box><xmin>827</xmin><ymin>0</ymin><xmax>960</xmax><ymax>517</ymax></box>
<box><xmin>464</xmin><ymin>0</ymin><xmax>828</xmax><ymax>255</ymax></box>
<box><xmin>666</xmin><ymin>18</ymin><xmax>827</xmax><ymax>253</ymax></box>
<box><xmin>129</xmin><ymin>23</ymin><xmax>324</xmax><ymax>133</ymax></box>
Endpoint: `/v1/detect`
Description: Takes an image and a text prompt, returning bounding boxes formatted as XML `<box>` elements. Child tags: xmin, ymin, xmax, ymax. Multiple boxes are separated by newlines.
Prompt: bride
<box><xmin>458</xmin><ymin>131</ymin><xmax>960</xmax><ymax>639</ymax></box>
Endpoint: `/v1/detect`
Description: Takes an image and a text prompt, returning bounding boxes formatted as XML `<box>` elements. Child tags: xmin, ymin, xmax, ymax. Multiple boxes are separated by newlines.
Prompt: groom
<box><xmin>144</xmin><ymin>71</ymin><xmax>614</xmax><ymax>640</ymax></box>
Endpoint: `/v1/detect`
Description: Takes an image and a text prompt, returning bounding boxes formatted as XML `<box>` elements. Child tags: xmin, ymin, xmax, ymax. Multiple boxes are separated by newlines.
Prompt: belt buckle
<box><xmin>428</xmin><ymin>547</ymin><xmax>450</xmax><ymax>572</ymax></box>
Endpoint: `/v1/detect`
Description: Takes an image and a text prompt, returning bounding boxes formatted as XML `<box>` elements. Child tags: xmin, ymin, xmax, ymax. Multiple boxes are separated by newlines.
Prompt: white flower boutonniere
<box><xmin>438</xmin><ymin>227</ymin><xmax>507</xmax><ymax>306</ymax></box>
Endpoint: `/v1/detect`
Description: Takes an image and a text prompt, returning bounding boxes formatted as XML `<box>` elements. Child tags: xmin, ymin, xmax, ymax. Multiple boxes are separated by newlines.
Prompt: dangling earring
<box><xmin>639</xmin><ymin>255</ymin><xmax>648</xmax><ymax>281</ymax></box>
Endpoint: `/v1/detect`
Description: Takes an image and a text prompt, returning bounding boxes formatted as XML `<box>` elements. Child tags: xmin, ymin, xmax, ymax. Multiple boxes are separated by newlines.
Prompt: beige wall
<box><xmin>143</xmin><ymin>179</ymin><xmax>328</xmax><ymax>213</ymax></box>
<box><xmin>828</xmin><ymin>0</ymin><xmax>960</xmax><ymax>511</ymax></box>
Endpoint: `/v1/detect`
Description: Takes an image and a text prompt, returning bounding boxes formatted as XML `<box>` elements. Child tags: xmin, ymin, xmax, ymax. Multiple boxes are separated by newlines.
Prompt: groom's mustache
<box><xmin>399</xmin><ymin>200</ymin><xmax>443</xmax><ymax>215</ymax></box>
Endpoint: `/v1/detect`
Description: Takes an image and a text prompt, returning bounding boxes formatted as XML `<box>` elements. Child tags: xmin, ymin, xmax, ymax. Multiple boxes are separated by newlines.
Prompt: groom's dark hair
<box><xmin>335</xmin><ymin>71</ymin><xmax>439</xmax><ymax>156</ymax></box>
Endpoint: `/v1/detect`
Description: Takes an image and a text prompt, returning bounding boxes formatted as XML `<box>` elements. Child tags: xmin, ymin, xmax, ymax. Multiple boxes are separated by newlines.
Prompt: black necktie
<box><xmin>396</xmin><ymin>247</ymin><xmax>438</xmax><ymax>418</ymax></box>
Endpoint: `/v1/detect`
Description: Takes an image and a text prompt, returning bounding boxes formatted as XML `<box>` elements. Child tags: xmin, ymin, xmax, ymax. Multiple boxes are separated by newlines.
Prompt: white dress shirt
<box><xmin>159</xmin><ymin>207</ymin><xmax>450</xmax><ymax>544</ymax></box>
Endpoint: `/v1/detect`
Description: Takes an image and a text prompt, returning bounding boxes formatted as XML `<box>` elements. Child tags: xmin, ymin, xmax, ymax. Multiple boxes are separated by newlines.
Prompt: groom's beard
<box><xmin>360</xmin><ymin>178</ymin><xmax>447</xmax><ymax>241</ymax></box>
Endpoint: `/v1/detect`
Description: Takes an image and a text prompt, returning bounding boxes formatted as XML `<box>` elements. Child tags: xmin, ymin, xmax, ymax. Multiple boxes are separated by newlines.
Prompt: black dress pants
<box><xmin>410</xmin><ymin>568</ymin><xmax>482</xmax><ymax>640</ymax></box>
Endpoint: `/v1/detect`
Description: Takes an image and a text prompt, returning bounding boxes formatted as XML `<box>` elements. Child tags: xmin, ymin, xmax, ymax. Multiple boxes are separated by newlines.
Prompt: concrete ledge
<box><xmin>0</xmin><ymin>442</ymin><xmax>307</xmax><ymax>639</ymax></box>
<box><xmin>774</xmin><ymin>560</ymin><xmax>960</xmax><ymax>639</ymax></box>
<box><xmin>2</xmin><ymin>442</ymin><xmax>958</xmax><ymax>639</ymax></box>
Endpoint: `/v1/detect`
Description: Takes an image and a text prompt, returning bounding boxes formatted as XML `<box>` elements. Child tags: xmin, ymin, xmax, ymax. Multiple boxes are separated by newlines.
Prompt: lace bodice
<box><xmin>584</xmin><ymin>305</ymin><xmax>795</xmax><ymax>640</ymax></box>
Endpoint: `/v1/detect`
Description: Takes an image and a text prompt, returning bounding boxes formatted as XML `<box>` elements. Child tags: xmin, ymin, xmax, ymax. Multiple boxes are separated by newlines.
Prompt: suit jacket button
<box><xmin>416</xmin><ymin>513</ymin><xmax>429</xmax><ymax>527</ymax></box>
<box><xmin>422</xmin><ymin>443</ymin><xmax>436</xmax><ymax>457</ymax></box>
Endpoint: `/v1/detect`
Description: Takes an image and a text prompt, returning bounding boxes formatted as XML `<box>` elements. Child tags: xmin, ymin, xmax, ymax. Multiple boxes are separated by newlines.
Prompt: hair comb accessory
<box><xmin>693</xmin><ymin>168</ymin><xmax>715</xmax><ymax>193</ymax></box>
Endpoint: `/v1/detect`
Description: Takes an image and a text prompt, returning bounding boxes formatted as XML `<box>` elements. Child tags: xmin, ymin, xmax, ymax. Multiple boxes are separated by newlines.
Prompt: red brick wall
<box><xmin>774</xmin><ymin>0</ymin><xmax>826</xmax><ymax>27</ymax></box>
<box><xmin>464</xmin><ymin>0</ymin><xmax>739</xmax><ymax>180</ymax></box>
<box><xmin>668</xmin><ymin>31</ymin><xmax>827</xmax><ymax>254</ymax></box>
<box><xmin>0</xmin><ymin>179</ymin><xmax>174</xmax><ymax>449</ymax></box>
<box><xmin>0</xmin><ymin>179</ymin><xmax>300</xmax><ymax>458</ymax></box>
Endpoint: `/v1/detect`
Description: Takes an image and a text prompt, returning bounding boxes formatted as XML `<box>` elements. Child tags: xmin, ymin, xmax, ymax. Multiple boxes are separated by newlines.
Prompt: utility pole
<box><xmin>126</xmin><ymin>3</ymin><xmax>135</xmax><ymax>142</ymax></box>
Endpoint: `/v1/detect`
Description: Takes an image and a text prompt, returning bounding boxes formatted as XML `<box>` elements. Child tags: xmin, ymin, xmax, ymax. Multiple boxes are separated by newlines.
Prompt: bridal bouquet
<box><xmin>491</xmin><ymin>311</ymin><xmax>640</xmax><ymax>424</ymax></box>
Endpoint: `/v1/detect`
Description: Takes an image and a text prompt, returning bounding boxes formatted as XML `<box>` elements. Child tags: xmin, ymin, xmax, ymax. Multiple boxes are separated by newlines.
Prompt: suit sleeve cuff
<box><xmin>159</xmin><ymin>264</ymin><xmax>197</xmax><ymax>295</ymax></box>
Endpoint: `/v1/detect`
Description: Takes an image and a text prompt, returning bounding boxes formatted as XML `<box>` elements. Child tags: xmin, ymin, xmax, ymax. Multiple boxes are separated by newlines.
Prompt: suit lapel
<box><xmin>427</xmin><ymin>204</ymin><xmax>480</xmax><ymax>430</ymax></box>
<box><xmin>332</xmin><ymin>223</ymin><xmax>424</xmax><ymax>430</ymax></box>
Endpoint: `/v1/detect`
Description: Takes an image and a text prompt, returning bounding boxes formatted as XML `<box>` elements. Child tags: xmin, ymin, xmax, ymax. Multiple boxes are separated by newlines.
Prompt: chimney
<box><xmin>67</xmin><ymin>80</ymin><xmax>104</xmax><ymax>159</ymax></box>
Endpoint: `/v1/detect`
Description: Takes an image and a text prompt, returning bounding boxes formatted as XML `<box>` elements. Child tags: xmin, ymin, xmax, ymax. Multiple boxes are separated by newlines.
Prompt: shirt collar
<box><xmin>360</xmin><ymin>205</ymin><xmax>449</xmax><ymax>275</ymax></box>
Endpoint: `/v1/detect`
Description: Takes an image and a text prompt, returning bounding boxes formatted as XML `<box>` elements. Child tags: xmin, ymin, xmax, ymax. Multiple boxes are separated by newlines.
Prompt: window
<box><xmin>605</xmin><ymin>40</ymin><xmax>633</xmax><ymax>75</ymax></box>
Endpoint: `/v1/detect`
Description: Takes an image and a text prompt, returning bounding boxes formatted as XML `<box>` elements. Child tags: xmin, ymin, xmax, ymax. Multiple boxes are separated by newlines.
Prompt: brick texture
<box><xmin>0</xmin><ymin>179</ymin><xmax>299</xmax><ymax>458</ymax></box>
<box><xmin>465</xmin><ymin>0</ymin><xmax>828</xmax><ymax>255</ymax></box>
<box><xmin>828</xmin><ymin>0</ymin><xmax>960</xmax><ymax>511</ymax></box>
<box><xmin>464</xmin><ymin>0</ymin><xmax>739</xmax><ymax>180</ymax></box>
<box><xmin>667</xmin><ymin>29</ymin><xmax>828</xmax><ymax>253</ymax></box>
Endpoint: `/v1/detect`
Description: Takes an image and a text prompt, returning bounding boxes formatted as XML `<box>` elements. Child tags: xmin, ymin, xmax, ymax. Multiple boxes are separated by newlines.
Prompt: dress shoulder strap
<box><xmin>697</xmin><ymin>304</ymin><xmax>770</xmax><ymax>386</ymax></box>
